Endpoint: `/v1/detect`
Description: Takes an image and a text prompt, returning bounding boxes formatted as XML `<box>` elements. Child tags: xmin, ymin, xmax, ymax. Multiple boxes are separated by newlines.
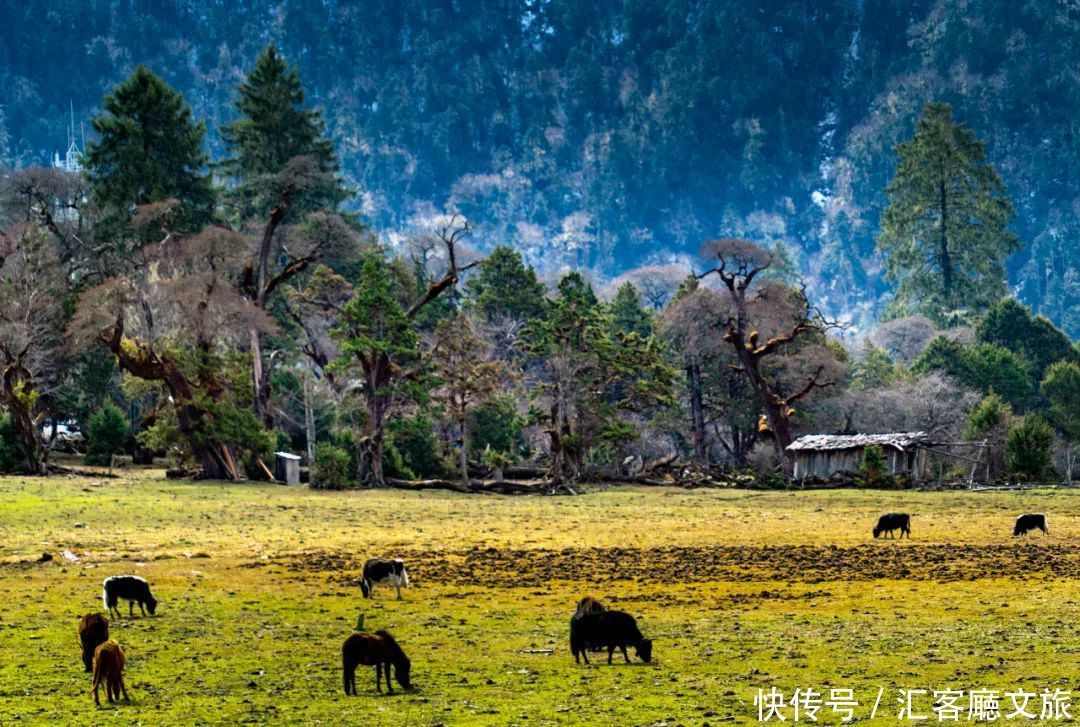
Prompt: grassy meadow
<box><xmin>2</xmin><ymin>472</ymin><xmax>1080</xmax><ymax>725</ymax></box>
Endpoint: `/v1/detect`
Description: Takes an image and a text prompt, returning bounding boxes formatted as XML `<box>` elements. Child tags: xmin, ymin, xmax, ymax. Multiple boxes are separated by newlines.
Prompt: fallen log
<box><xmin>46</xmin><ymin>464</ymin><xmax>120</xmax><ymax>479</ymax></box>
<box><xmin>643</xmin><ymin>453</ymin><xmax>678</xmax><ymax>472</ymax></box>
<box><xmin>387</xmin><ymin>478</ymin><xmax>471</xmax><ymax>493</ymax></box>
<box><xmin>386</xmin><ymin>477</ymin><xmax>562</xmax><ymax>495</ymax></box>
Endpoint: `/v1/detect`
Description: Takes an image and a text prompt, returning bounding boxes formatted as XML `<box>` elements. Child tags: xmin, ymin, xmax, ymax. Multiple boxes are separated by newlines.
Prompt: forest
<box><xmin>3</xmin><ymin>0</ymin><xmax>1080</xmax><ymax>336</ymax></box>
<box><xmin>1</xmin><ymin>32</ymin><xmax>1079</xmax><ymax>491</ymax></box>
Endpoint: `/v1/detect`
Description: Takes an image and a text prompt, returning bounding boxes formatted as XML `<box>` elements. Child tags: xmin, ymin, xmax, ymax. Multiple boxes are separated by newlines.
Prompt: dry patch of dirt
<box><xmin>264</xmin><ymin>541</ymin><xmax>1076</xmax><ymax>586</ymax></box>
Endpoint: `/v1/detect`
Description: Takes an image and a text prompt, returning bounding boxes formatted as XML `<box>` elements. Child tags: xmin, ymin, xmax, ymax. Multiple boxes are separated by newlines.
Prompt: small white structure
<box><xmin>274</xmin><ymin>451</ymin><xmax>301</xmax><ymax>485</ymax></box>
<box><xmin>52</xmin><ymin>102</ymin><xmax>83</xmax><ymax>173</ymax></box>
<box><xmin>786</xmin><ymin>432</ymin><xmax>931</xmax><ymax>481</ymax></box>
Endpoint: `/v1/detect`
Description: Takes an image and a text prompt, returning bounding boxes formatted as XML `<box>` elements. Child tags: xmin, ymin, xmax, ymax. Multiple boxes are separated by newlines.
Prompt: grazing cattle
<box><xmin>92</xmin><ymin>640</ymin><xmax>129</xmax><ymax>706</ymax></box>
<box><xmin>873</xmin><ymin>513</ymin><xmax>911</xmax><ymax>539</ymax></box>
<box><xmin>342</xmin><ymin>631</ymin><xmax>412</xmax><ymax>694</ymax></box>
<box><xmin>1014</xmin><ymin>513</ymin><xmax>1049</xmax><ymax>536</ymax></box>
<box><xmin>570</xmin><ymin>610</ymin><xmax>653</xmax><ymax>665</ymax></box>
<box><xmin>574</xmin><ymin>596</ymin><xmax>606</xmax><ymax>652</ymax></box>
<box><xmin>360</xmin><ymin>558</ymin><xmax>409</xmax><ymax>600</ymax></box>
<box><xmin>574</xmin><ymin>596</ymin><xmax>605</xmax><ymax>617</ymax></box>
<box><xmin>102</xmin><ymin>576</ymin><xmax>158</xmax><ymax>618</ymax></box>
<box><xmin>78</xmin><ymin>613</ymin><xmax>109</xmax><ymax>673</ymax></box>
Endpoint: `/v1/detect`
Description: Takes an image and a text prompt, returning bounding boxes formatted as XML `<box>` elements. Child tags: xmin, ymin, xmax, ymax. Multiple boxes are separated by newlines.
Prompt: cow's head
<box><xmin>636</xmin><ymin>638</ymin><xmax>653</xmax><ymax>663</ymax></box>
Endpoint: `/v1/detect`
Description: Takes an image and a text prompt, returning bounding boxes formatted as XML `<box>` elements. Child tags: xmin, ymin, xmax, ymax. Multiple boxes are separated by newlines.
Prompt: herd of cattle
<box><xmin>872</xmin><ymin>511</ymin><xmax>1050</xmax><ymax>538</ymax></box>
<box><xmin>76</xmin><ymin>513</ymin><xmax>1052</xmax><ymax>706</ymax></box>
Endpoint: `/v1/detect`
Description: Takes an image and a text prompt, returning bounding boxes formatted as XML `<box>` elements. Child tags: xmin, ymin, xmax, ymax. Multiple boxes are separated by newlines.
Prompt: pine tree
<box><xmin>877</xmin><ymin>102</ymin><xmax>1020</xmax><ymax>322</ymax></box>
<box><xmin>331</xmin><ymin>250</ymin><xmax>419</xmax><ymax>487</ymax></box>
<box><xmin>464</xmin><ymin>246</ymin><xmax>546</xmax><ymax>323</ymax></box>
<box><xmin>525</xmin><ymin>272</ymin><xmax>674</xmax><ymax>484</ymax></box>
<box><xmin>222</xmin><ymin>43</ymin><xmax>351</xmax><ymax>427</ymax></box>
<box><xmin>84</xmin><ymin>66</ymin><xmax>213</xmax><ymax>241</ymax></box>
<box><xmin>221</xmin><ymin>42</ymin><xmax>344</xmax><ymax>218</ymax></box>
<box><xmin>609</xmin><ymin>282</ymin><xmax>653</xmax><ymax>338</ymax></box>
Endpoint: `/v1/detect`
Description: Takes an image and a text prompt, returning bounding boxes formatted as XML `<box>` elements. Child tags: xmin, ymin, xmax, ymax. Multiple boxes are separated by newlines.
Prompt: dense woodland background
<box><xmin>1</xmin><ymin>1</ymin><xmax>1079</xmax><ymax>489</ymax></box>
<box><xmin>3</xmin><ymin>0</ymin><xmax>1080</xmax><ymax>334</ymax></box>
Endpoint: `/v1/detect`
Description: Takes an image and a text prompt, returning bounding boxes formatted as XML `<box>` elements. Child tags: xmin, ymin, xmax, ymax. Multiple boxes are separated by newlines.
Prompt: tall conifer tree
<box><xmin>222</xmin><ymin>43</ymin><xmax>350</xmax><ymax>425</ymax></box>
<box><xmin>84</xmin><ymin>66</ymin><xmax>213</xmax><ymax>246</ymax></box>
<box><xmin>877</xmin><ymin>102</ymin><xmax>1019</xmax><ymax>322</ymax></box>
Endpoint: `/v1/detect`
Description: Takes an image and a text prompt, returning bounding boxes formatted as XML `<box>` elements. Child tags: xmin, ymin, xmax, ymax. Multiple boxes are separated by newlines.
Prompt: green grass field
<box><xmin>1</xmin><ymin>472</ymin><xmax>1079</xmax><ymax>725</ymax></box>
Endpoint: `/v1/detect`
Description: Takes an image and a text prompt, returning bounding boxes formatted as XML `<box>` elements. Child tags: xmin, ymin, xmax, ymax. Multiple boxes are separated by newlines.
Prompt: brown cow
<box><xmin>92</xmin><ymin>640</ymin><xmax>130</xmax><ymax>706</ymax></box>
<box><xmin>78</xmin><ymin>613</ymin><xmax>109</xmax><ymax>673</ymax></box>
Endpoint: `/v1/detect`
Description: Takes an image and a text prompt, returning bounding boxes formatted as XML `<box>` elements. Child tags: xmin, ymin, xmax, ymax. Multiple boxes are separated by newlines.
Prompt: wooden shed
<box><xmin>786</xmin><ymin>432</ymin><xmax>930</xmax><ymax>481</ymax></box>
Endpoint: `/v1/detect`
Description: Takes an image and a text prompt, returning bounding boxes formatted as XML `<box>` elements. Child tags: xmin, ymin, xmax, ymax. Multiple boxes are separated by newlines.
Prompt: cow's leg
<box><xmin>139</xmin><ymin>601</ymin><xmax>147</xmax><ymax>616</ymax></box>
<box><xmin>607</xmin><ymin>645</ymin><xmax>615</xmax><ymax>664</ymax></box>
<box><xmin>385</xmin><ymin>663</ymin><xmax>394</xmax><ymax>694</ymax></box>
<box><xmin>129</xmin><ymin>601</ymin><xmax>134</xmax><ymax>617</ymax></box>
<box><xmin>119</xmin><ymin>675</ymin><xmax>129</xmax><ymax>701</ymax></box>
<box><xmin>395</xmin><ymin>582</ymin><xmax>402</xmax><ymax>600</ymax></box>
<box><xmin>93</xmin><ymin>677</ymin><xmax>102</xmax><ymax>706</ymax></box>
<box><xmin>621</xmin><ymin>645</ymin><xmax>630</xmax><ymax>663</ymax></box>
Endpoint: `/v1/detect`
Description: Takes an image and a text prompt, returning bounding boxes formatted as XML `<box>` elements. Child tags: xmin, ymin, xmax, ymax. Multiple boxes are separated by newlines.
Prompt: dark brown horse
<box><xmin>342</xmin><ymin>630</ymin><xmax>412</xmax><ymax>695</ymax></box>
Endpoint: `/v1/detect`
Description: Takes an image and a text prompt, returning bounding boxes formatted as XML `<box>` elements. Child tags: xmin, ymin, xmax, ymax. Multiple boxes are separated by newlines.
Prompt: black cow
<box><xmin>1013</xmin><ymin>513</ymin><xmax>1049</xmax><ymax>536</ymax></box>
<box><xmin>102</xmin><ymin>575</ymin><xmax>158</xmax><ymax>618</ymax></box>
<box><xmin>873</xmin><ymin>513</ymin><xmax>911</xmax><ymax>539</ymax></box>
<box><xmin>360</xmin><ymin>558</ymin><xmax>409</xmax><ymax>600</ymax></box>
<box><xmin>570</xmin><ymin>610</ymin><xmax>652</xmax><ymax>665</ymax></box>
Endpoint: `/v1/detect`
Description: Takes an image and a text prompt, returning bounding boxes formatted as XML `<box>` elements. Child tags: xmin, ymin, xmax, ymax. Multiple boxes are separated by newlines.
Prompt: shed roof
<box><xmin>786</xmin><ymin>432</ymin><xmax>929</xmax><ymax>452</ymax></box>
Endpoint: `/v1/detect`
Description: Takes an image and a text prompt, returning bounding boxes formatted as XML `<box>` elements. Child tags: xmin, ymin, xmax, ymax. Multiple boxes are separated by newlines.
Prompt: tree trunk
<box><xmin>687</xmin><ymin>359</ymin><xmax>707</xmax><ymax>464</ymax></box>
<box><xmin>938</xmin><ymin>177</ymin><xmax>952</xmax><ymax>300</ymax></box>
<box><xmin>0</xmin><ymin>357</ymin><xmax>45</xmax><ymax>474</ymax></box>
<box><xmin>101</xmin><ymin>319</ymin><xmax>237</xmax><ymax>481</ymax></box>
<box><xmin>458</xmin><ymin>411</ymin><xmax>469</xmax><ymax>487</ymax></box>
<box><xmin>359</xmin><ymin>357</ymin><xmax>391</xmax><ymax>487</ymax></box>
<box><xmin>547</xmin><ymin>400</ymin><xmax>564</xmax><ymax>485</ymax></box>
<box><xmin>250</xmin><ymin>328</ymin><xmax>272</xmax><ymax>428</ymax></box>
<box><xmin>303</xmin><ymin>372</ymin><xmax>316</xmax><ymax>465</ymax></box>
<box><xmin>196</xmin><ymin>443</ymin><xmax>232</xmax><ymax>481</ymax></box>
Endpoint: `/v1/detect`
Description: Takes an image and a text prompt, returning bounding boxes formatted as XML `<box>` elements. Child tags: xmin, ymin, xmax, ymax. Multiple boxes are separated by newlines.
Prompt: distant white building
<box><xmin>52</xmin><ymin>102</ymin><xmax>82</xmax><ymax>173</ymax></box>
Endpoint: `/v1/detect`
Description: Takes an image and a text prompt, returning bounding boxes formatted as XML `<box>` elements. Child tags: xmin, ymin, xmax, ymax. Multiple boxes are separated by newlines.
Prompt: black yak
<box><xmin>873</xmin><ymin>513</ymin><xmax>911</xmax><ymax>539</ymax></box>
<box><xmin>570</xmin><ymin>610</ymin><xmax>652</xmax><ymax>665</ymax></box>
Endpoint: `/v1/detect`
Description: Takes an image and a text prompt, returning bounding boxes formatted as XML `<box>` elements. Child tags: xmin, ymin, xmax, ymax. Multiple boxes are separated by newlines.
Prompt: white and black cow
<box><xmin>102</xmin><ymin>575</ymin><xmax>158</xmax><ymax>618</ymax></box>
<box><xmin>360</xmin><ymin>558</ymin><xmax>409</xmax><ymax>600</ymax></box>
<box><xmin>1013</xmin><ymin>513</ymin><xmax>1049</xmax><ymax>536</ymax></box>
